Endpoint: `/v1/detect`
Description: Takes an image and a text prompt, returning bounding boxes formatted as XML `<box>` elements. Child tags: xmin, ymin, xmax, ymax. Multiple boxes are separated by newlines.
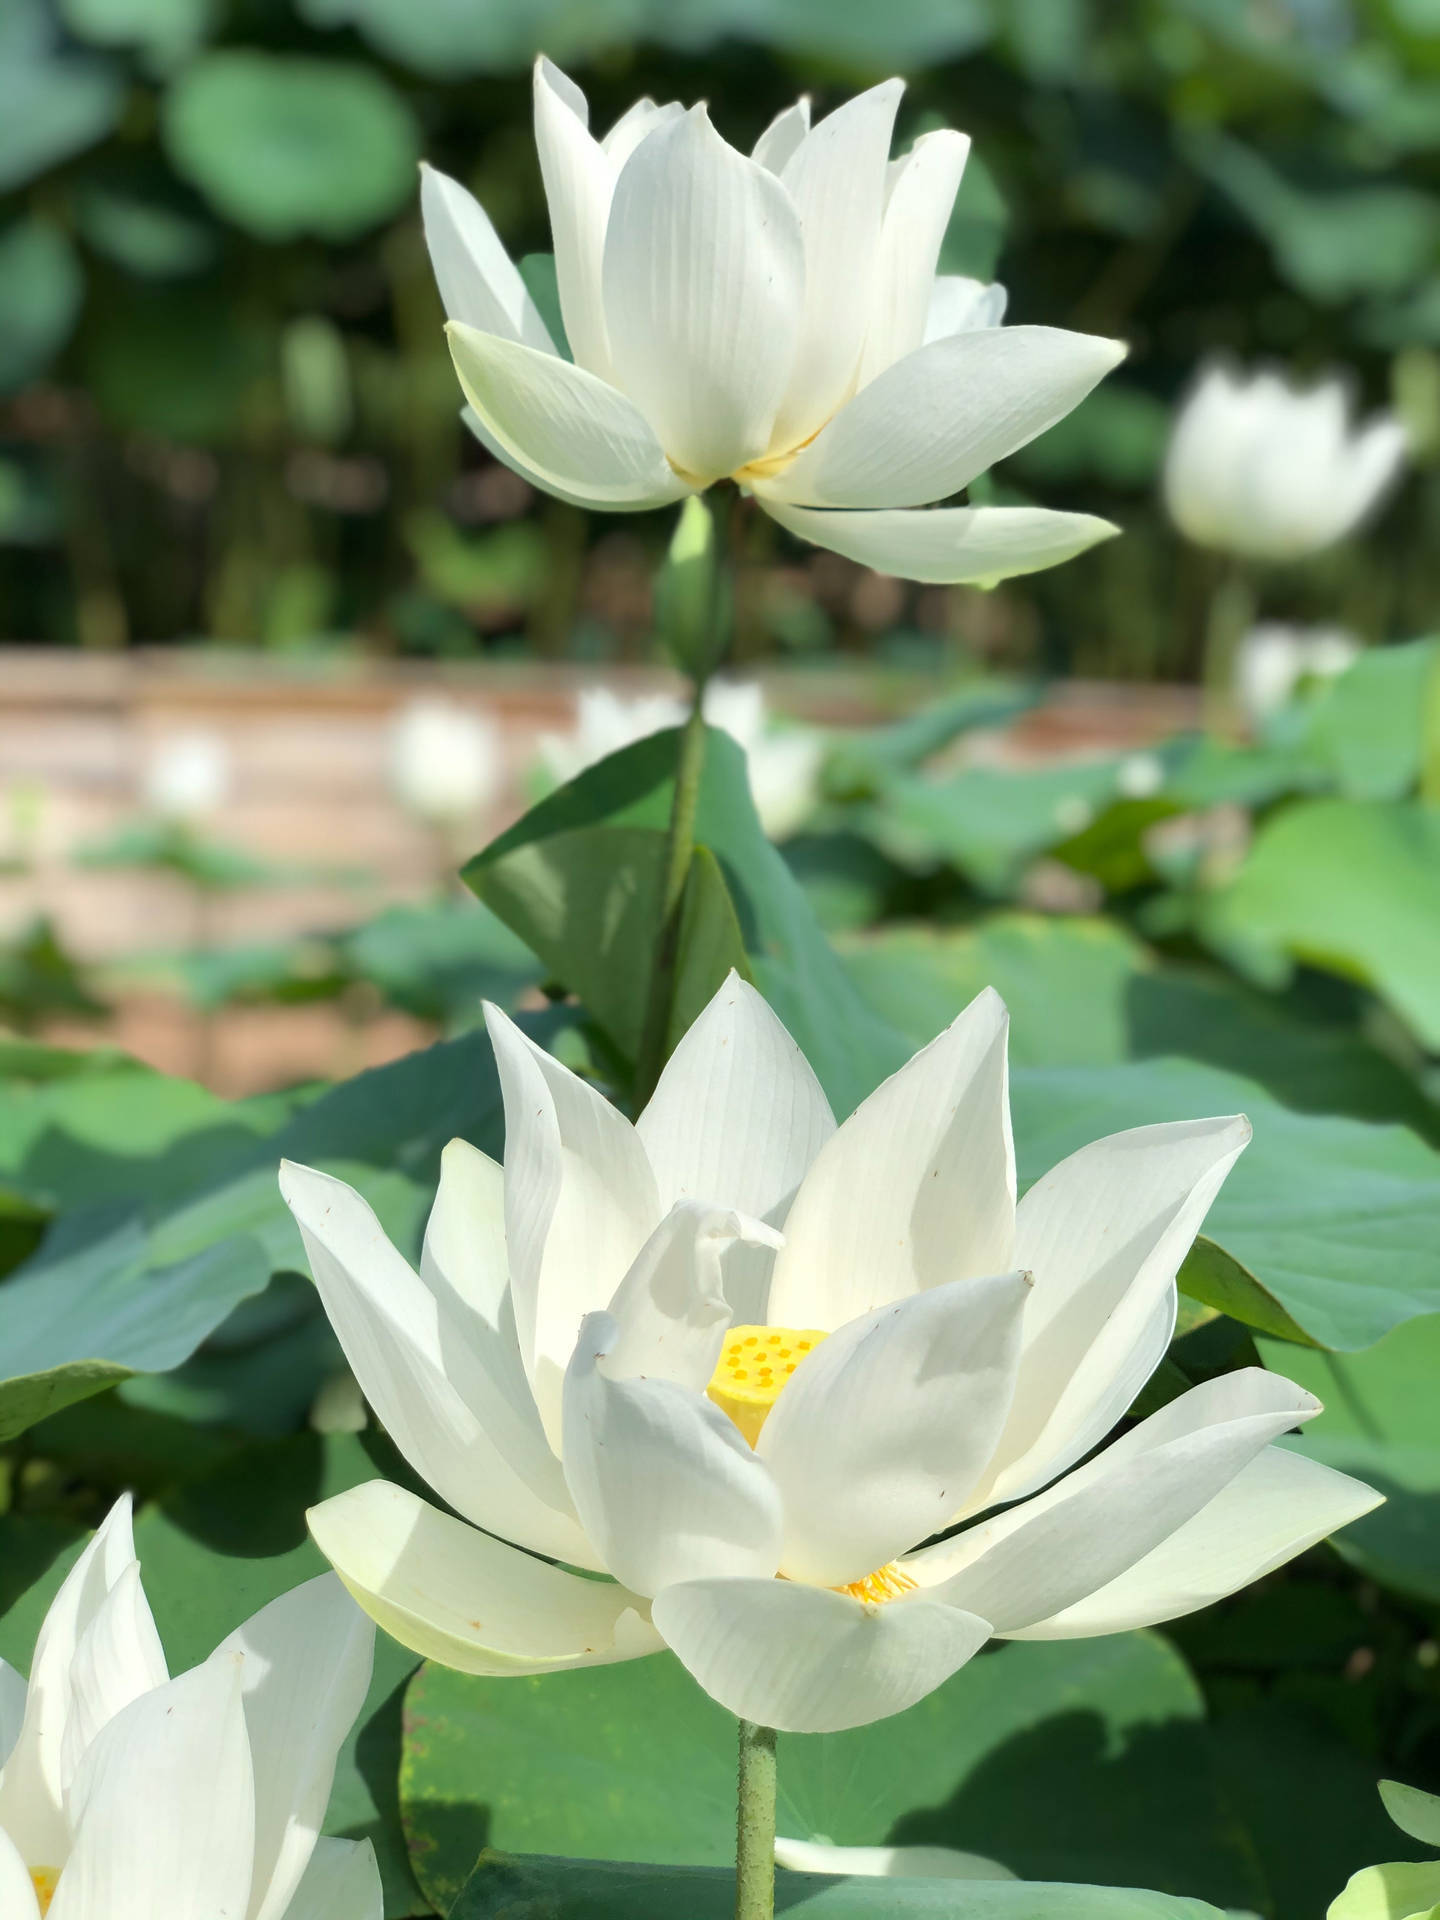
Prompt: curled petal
<box><xmin>562</xmin><ymin>1314</ymin><xmax>783</xmax><ymax>1598</ymax></box>
<box><xmin>757</xmin><ymin>499</ymin><xmax>1119</xmax><ymax>586</ymax></box>
<box><xmin>449</xmin><ymin>326</ymin><xmax>690</xmax><ymax>512</ymax></box>
<box><xmin>308</xmin><ymin>1481</ymin><xmax>660</xmax><ymax>1677</ymax></box>
<box><xmin>652</xmin><ymin>1576</ymin><xmax>991</xmax><ymax>1733</ymax></box>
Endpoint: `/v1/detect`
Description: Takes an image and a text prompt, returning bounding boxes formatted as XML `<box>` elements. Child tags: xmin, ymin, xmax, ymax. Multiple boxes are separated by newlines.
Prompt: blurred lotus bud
<box><xmin>1116</xmin><ymin>751</ymin><xmax>1165</xmax><ymax>799</ymax></box>
<box><xmin>654</xmin><ymin>495</ymin><xmax>728</xmax><ymax>680</ymax></box>
<box><xmin>143</xmin><ymin>730</ymin><xmax>231</xmax><ymax>823</ymax></box>
<box><xmin>537</xmin><ymin>678</ymin><xmax>820</xmax><ymax>840</ymax></box>
<box><xmin>390</xmin><ymin>696</ymin><xmax>503</xmax><ymax>827</ymax></box>
<box><xmin>701</xmin><ymin>677</ymin><xmax>822</xmax><ymax>840</ymax></box>
<box><xmin>537</xmin><ymin>687</ymin><xmax>689</xmax><ymax>788</ymax></box>
<box><xmin>1163</xmin><ymin>359</ymin><xmax>1407</xmax><ymax>562</ymax></box>
<box><xmin>1235</xmin><ymin>622</ymin><xmax>1361</xmax><ymax>725</ymax></box>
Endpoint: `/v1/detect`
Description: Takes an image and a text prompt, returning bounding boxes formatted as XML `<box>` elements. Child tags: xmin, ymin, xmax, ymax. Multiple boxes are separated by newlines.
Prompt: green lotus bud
<box><xmin>655</xmin><ymin>495</ymin><xmax>730</xmax><ymax>682</ymax></box>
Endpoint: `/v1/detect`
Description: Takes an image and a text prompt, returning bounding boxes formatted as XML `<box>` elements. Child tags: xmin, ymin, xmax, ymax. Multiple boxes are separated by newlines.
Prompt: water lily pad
<box><xmin>401</xmin><ymin>1634</ymin><xmax>1261</xmax><ymax>1914</ymax></box>
<box><xmin>163</xmin><ymin>52</ymin><xmax>420</xmax><ymax>240</ymax></box>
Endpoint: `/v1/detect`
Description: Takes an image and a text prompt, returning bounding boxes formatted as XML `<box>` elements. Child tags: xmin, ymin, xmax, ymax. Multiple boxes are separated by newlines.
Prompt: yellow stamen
<box><xmin>31</xmin><ymin>1867</ymin><xmax>60</xmax><ymax>1913</ymax></box>
<box><xmin>838</xmin><ymin>1562</ymin><xmax>918</xmax><ymax>1606</ymax></box>
<box><xmin>706</xmin><ymin>1325</ymin><xmax>827</xmax><ymax>1447</ymax></box>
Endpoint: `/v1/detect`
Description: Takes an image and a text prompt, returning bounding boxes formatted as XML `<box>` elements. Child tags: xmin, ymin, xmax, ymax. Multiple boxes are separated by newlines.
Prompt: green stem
<box><xmin>632</xmin><ymin>683</ymin><xmax>708</xmax><ymax>1109</ymax></box>
<box><xmin>1201</xmin><ymin>563</ymin><xmax>1257</xmax><ymax>737</ymax></box>
<box><xmin>1420</xmin><ymin>644</ymin><xmax>1440</xmax><ymax>807</ymax></box>
<box><xmin>734</xmin><ymin>1719</ymin><xmax>778</xmax><ymax>1920</ymax></box>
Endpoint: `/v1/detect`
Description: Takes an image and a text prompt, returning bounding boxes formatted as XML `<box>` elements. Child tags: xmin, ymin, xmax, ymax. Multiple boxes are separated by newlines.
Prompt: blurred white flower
<box><xmin>538</xmin><ymin>679</ymin><xmax>821</xmax><ymax>839</ymax></box>
<box><xmin>1235</xmin><ymin>622</ymin><xmax>1362</xmax><ymax>725</ymax></box>
<box><xmin>0</xmin><ymin>1496</ymin><xmax>379</xmax><ymax>1920</ymax></box>
<box><xmin>390</xmin><ymin>696</ymin><xmax>503</xmax><ymax>828</ymax></box>
<box><xmin>420</xmin><ymin>64</ymin><xmax>1122</xmax><ymax>588</ymax></box>
<box><xmin>1116</xmin><ymin>752</ymin><xmax>1165</xmax><ymax>800</ymax></box>
<box><xmin>537</xmin><ymin>686</ymin><xmax>688</xmax><ymax>783</ymax></box>
<box><xmin>1163</xmin><ymin>360</ymin><xmax>1407</xmax><ymax>563</ymax></box>
<box><xmin>1052</xmin><ymin>794</ymin><xmax>1095</xmax><ymax>835</ymax></box>
<box><xmin>143</xmin><ymin>730</ymin><xmax>230</xmax><ymax>823</ymax></box>
<box><xmin>287</xmin><ymin>977</ymin><xmax>1377</xmax><ymax>1736</ymax></box>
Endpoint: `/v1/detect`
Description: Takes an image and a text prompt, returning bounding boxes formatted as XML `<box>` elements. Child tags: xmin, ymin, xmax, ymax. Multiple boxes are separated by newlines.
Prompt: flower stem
<box><xmin>734</xmin><ymin>1718</ymin><xmax>778</xmax><ymax>1920</ymax></box>
<box><xmin>1201</xmin><ymin>562</ymin><xmax>1257</xmax><ymax>736</ymax></box>
<box><xmin>632</xmin><ymin>680</ymin><xmax>708</xmax><ymax>1110</ymax></box>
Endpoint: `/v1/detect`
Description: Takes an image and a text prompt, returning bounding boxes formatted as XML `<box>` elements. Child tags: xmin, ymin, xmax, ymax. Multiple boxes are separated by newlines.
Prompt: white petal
<box><xmin>766</xmin><ymin>988</ymin><xmax>1014</xmax><ymax>1330</ymax></box>
<box><xmin>652</xmin><ymin>1576</ymin><xmax>990</xmax><ymax>1733</ymax></box>
<box><xmin>636</xmin><ymin>974</ymin><xmax>834</xmax><ymax>1319</ymax></box>
<box><xmin>776</xmin><ymin>1837</ymin><xmax>1014</xmax><ymax>1879</ymax></box>
<box><xmin>857</xmin><ymin>130</ymin><xmax>971</xmax><ymax>387</ymax></box>
<box><xmin>1334</xmin><ymin>416</ymin><xmax>1407</xmax><ymax>540</ymax></box>
<box><xmin>279</xmin><ymin>1160</ymin><xmax>591</xmax><ymax>1568</ymax></box>
<box><xmin>419</xmin><ymin>1140</ymin><xmax>558</xmax><ymax>1491</ymax></box>
<box><xmin>307</xmin><ymin>1481</ymin><xmax>661</xmax><ymax>1677</ymax></box>
<box><xmin>766</xmin><ymin>325</ymin><xmax>1126</xmax><ymax>509</ymax></box>
<box><xmin>447</xmin><ymin>324</ymin><xmax>690</xmax><ymax>511</ymax></box>
<box><xmin>282</xmin><ymin>1838</ymin><xmax>383</xmax><ymax>1920</ymax></box>
<box><xmin>562</xmin><ymin>1313</ymin><xmax>783</xmax><ymax>1598</ymax></box>
<box><xmin>216</xmin><ymin>1576</ymin><xmax>373</xmax><ymax>1920</ymax></box>
<box><xmin>759</xmin><ymin>1272</ymin><xmax>1030</xmax><ymax>1587</ymax></box>
<box><xmin>976</xmin><ymin>1114</ymin><xmax>1253</xmax><ymax>1510</ymax></box>
<box><xmin>0</xmin><ymin>1496</ymin><xmax>145</xmax><ymax>1866</ymax></box>
<box><xmin>771</xmin><ymin>80</ymin><xmax>906</xmax><ymax>450</ymax></box>
<box><xmin>751</xmin><ymin>97</ymin><xmax>811</xmax><ymax>174</ymax></box>
<box><xmin>603</xmin><ymin>106</ymin><xmax>806</xmax><ymax>483</ymax></box>
<box><xmin>601</xmin><ymin>97</ymin><xmax>684</xmax><ymax>169</ymax></box>
<box><xmin>908</xmin><ymin>1370</ymin><xmax>1321</xmax><ymax>1633</ymax></box>
<box><xmin>925</xmin><ymin>276</ymin><xmax>1009</xmax><ymax>340</ymax></box>
<box><xmin>758</xmin><ymin>498</ymin><xmax>1119</xmax><ymax>585</ymax></box>
<box><xmin>602</xmin><ymin>1202</ymin><xmax>759</xmax><ymax>1390</ymax></box>
<box><xmin>59</xmin><ymin>1559</ymin><xmax>168</xmax><ymax>1787</ymax></box>
<box><xmin>532</xmin><ymin>58</ymin><xmax>614</xmax><ymax>379</ymax></box>
<box><xmin>1007</xmin><ymin>1445</ymin><xmax>1383</xmax><ymax>1639</ymax></box>
<box><xmin>50</xmin><ymin>1657</ymin><xmax>255</xmax><ymax>1920</ymax></box>
<box><xmin>419</xmin><ymin>1137</ymin><xmax>509</xmax><ymax>1327</ymax></box>
<box><xmin>419</xmin><ymin>163</ymin><xmax>554</xmax><ymax>353</ymax></box>
<box><xmin>0</xmin><ymin>1829</ymin><xmax>41</xmax><ymax>1920</ymax></box>
<box><xmin>485</xmin><ymin>1003</ymin><xmax>661</xmax><ymax>1448</ymax></box>
<box><xmin>0</xmin><ymin>1659</ymin><xmax>26</xmax><ymax>1767</ymax></box>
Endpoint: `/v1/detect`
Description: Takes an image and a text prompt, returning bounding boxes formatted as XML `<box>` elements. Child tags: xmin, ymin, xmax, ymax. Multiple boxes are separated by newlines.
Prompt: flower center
<box><xmin>30</xmin><ymin>1868</ymin><xmax>59</xmax><ymax>1914</ymax></box>
<box><xmin>837</xmin><ymin>1563</ymin><xmax>918</xmax><ymax>1605</ymax></box>
<box><xmin>706</xmin><ymin>1325</ymin><xmax>827</xmax><ymax>1447</ymax></box>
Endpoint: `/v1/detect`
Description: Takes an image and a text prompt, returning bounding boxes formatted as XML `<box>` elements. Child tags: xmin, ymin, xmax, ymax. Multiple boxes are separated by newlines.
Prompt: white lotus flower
<box><xmin>0</xmin><ymin>1496</ymin><xmax>379</xmax><ymax>1920</ymax></box>
<box><xmin>283</xmin><ymin>976</ymin><xmax>1378</xmax><ymax>1735</ymax></box>
<box><xmin>537</xmin><ymin>679</ymin><xmax>822</xmax><ymax>838</ymax></box>
<box><xmin>1163</xmin><ymin>361</ymin><xmax>1407</xmax><ymax>563</ymax></box>
<box><xmin>1235</xmin><ymin>622</ymin><xmax>1361</xmax><ymax>726</ymax></box>
<box><xmin>420</xmin><ymin>63</ymin><xmax>1124</xmax><ymax>588</ymax></box>
<box><xmin>390</xmin><ymin>696</ymin><xmax>503</xmax><ymax>828</ymax></box>
<box><xmin>143</xmin><ymin>730</ymin><xmax>231</xmax><ymax>823</ymax></box>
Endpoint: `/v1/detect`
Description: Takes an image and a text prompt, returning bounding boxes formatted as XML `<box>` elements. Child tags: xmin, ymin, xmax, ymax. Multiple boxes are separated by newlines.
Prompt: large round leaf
<box><xmin>60</xmin><ymin>0</ymin><xmax>212</xmax><ymax>64</ymax></box>
<box><xmin>0</xmin><ymin>0</ymin><xmax>122</xmax><ymax>192</ymax></box>
<box><xmin>401</xmin><ymin>1635</ymin><xmax>1262</xmax><ymax>1914</ymax></box>
<box><xmin>451</xmin><ymin>1856</ymin><xmax>1230</xmax><ymax>1920</ymax></box>
<box><xmin>1011</xmin><ymin>1055</ymin><xmax>1440</xmax><ymax>1352</ymax></box>
<box><xmin>1202</xmin><ymin>798</ymin><xmax>1440</xmax><ymax>1050</ymax></box>
<box><xmin>1259</xmin><ymin>1313</ymin><xmax>1440</xmax><ymax>1604</ymax></box>
<box><xmin>840</xmin><ymin>913</ymin><xmax>1435</xmax><ymax>1134</ymax></box>
<box><xmin>298</xmin><ymin>0</ymin><xmax>642</xmax><ymax>76</ymax></box>
<box><xmin>162</xmin><ymin>52</ymin><xmax>420</xmax><ymax>240</ymax></box>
